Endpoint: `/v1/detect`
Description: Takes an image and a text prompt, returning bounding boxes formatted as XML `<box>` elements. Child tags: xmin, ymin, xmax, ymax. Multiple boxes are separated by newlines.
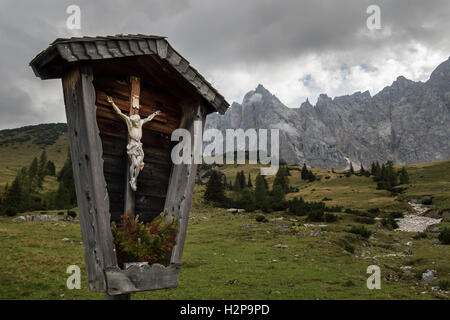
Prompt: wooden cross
<box><xmin>124</xmin><ymin>76</ymin><xmax>141</xmax><ymax>214</ymax></box>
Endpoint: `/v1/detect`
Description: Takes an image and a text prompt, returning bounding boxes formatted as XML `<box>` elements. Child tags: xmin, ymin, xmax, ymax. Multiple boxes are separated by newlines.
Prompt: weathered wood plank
<box><xmin>129</xmin><ymin>76</ymin><xmax>140</xmax><ymax>115</ymax></box>
<box><xmin>164</xmin><ymin>100</ymin><xmax>206</xmax><ymax>265</ymax></box>
<box><xmin>105</xmin><ymin>263</ymin><xmax>180</xmax><ymax>295</ymax></box>
<box><xmin>61</xmin><ymin>63</ymin><xmax>117</xmax><ymax>292</ymax></box>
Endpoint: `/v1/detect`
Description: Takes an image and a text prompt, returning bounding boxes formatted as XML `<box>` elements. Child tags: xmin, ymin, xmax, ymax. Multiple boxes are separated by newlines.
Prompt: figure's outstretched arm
<box><xmin>106</xmin><ymin>96</ymin><xmax>129</xmax><ymax>123</ymax></box>
<box><xmin>142</xmin><ymin>110</ymin><xmax>161</xmax><ymax>125</ymax></box>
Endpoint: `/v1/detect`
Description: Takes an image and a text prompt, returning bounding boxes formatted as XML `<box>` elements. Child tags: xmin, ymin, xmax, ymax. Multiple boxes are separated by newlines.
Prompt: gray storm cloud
<box><xmin>0</xmin><ymin>0</ymin><xmax>449</xmax><ymax>129</ymax></box>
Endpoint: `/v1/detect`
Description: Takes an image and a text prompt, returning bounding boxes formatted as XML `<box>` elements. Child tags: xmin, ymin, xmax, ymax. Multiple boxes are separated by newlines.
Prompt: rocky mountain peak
<box><xmin>300</xmin><ymin>98</ymin><xmax>313</xmax><ymax>109</ymax></box>
<box><xmin>429</xmin><ymin>57</ymin><xmax>450</xmax><ymax>89</ymax></box>
<box><xmin>206</xmin><ymin>57</ymin><xmax>450</xmax><ymax>169</ymax></box>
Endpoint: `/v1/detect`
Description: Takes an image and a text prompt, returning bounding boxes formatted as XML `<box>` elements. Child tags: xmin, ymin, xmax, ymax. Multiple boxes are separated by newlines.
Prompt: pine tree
<box><xmin>239</xmin><ymin>171</ymin><xmax>246</xmax><ymax>189</ymax></box>
<box><xmin>301</xmin><ymin>163</ymin><xmax>308</xmax><ymax>180</ymax></box>
<box><xmin>385</xmin><ymin>161</ymin><xmax>397</xmax><ymax>187</ymax></box>
<box><xmin>233</xmin><ymin>172</ymin><xmax>241</xmax><ymax>192</ymax></box>
<box><xmin>29</xmin><ymin>157</ymin><xmax>38</xmax><ymax>180</ymax></box>
<box><xmin>273</xmin><ymin>166</ymin><xmax>289</xmax><ymax>195</ymax></box>
<box><xmin>399</xmin><ymin>167</ymin><xmax>410</xmax><ymax>185</ymax></box>
<box><xmin>204</xmin><ymin>170</ymin><xmax>225</xmax><ymax>204</ymax></box>
<box><xmin>349</xmin><ymin>162</ymin><xmax>354</xmax><ymax>175</ymax></box>
<box><xmin>360</xmin><ymin>163</ymin><xmax>365</xmax><ymax>174</ymax></box>
<box><xmin>38</xmin><ymin>150</ymin><xmax>48</xmax><ymax>179</ymax></box>
<box><xmin>255</xmin><ymin>174</ymin><xmax>269</xmax><ymax>211</ymax></box>
<box><xmin>374</xmin><ymin>164</ymin><xmax>382</xmax><ymax>181</ymax></box>
<box><xmin>223</xmin><ymin>175</ymin><xmax>228</xmax><ymax>190</ymax></box>
<box><xmin>46</xmin><ymin>161</ymin><xmax>56</xmax><ymax>176</ymax></box>
<box><xmin>247</xmin><ymin>173</ymin><xmax>252</xmax><ymax>188</ymax></box>
<box><xmin>55</xmin><ymin>153</ymin><xmax>77</xmax><ymax>209</ymax></box>
<box><xmin>3</xmin><ymin>176</ymin><xmax>23</xmax><ymax>216</ymax></box>
<box><xmin>380</xmin><ymin>164</ymin><xmax>386</xmax><ymax>181</ymax></box>
<box><xmin>371</xmin><ymin>162</ymin><xmax>376</xmax><ymax>175</ymax></box>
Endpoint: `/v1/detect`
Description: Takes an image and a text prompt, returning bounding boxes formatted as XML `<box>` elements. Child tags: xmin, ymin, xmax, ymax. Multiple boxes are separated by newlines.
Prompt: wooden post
<box><xmin>61</xmin><ymin>63</ymin><xmax>117</xmax><ymax>292</ymax></box>
<box><xmin>123</xmin><ymin>76</ymin><xmax>141</xmax><ymax>215</ymax></box>
<box><xmin>164</xmin><ymin>101</ymin><xmax>207</xmax><ymax>265</ymax></box>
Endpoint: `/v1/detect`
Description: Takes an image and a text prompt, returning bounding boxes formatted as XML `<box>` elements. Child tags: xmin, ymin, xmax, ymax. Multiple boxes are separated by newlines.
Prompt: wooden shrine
<box><xmin>29</xmin><ymin>35</ymin><xmax>229</xmax><ymax>297</ymax></box>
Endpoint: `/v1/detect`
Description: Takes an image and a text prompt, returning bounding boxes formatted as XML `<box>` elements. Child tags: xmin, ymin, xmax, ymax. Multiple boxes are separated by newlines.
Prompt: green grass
<box><xmin>0</xmin><ymin>131</ymin><xmax>449</xmax><ymax>299</ymax></box>
<box><xmin>1</xmin><ymin>177</ymin><xmax>449</xmax><ymax>299</ymax></box>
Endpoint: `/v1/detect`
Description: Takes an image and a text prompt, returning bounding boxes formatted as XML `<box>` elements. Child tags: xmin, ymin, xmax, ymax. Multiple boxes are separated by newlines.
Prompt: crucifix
<box><xmin>106</xmin><ymin>76</ymin><xmax>161</xmax><ymax>213</ymax></box>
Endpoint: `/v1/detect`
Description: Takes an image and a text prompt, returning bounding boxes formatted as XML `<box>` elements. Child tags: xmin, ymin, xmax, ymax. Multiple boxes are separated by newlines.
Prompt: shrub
<box><xmin>345</xmin><ymin>208</ymin><xmax>376</xmax><ymax>218</ymax></box>
<box><xmin>67</xmin><ymin>210</ymin><xmax>77</xmax><ymax>218</ymax></box>
<box><xmin>439</xmin><ymin>280</ymin><xmax>450</xmax><ymax>291</ymax></box>
<box><xmin>57</xmin><ymin>211</ymin><xmax>64</xmax><ymax>216</ymax></box>
<box><xmin>255</xmin><ymin>215</ymin><xmax>268</xmax><ymax>223</ymax></box>
<box><xmin>111</xmin><ymin>211</ymin><xmax>178</xmax><ymax>266</ymax></box>
<box><xmin>326</xmin><ymin>205</ymin><xmax>343</xmax><ymax>212</ymax></box>
<box><xmin>355</xmin><ymin>216</ymin><xmax>375</xmax><ymax>224</ymax></box>
<box><xmin>5</xmin><ymin>207</ymin><xmax>17</xmax><ymax>217</ymax></box>
<box><xmin>421</xmin><ymin>198</ymin><xmax>433</xmax><ymax>205</ymax></box>
<box><xmin>307</xmin><ymin>211</ymin><xmax>324</xmax><ymax>222</ymax></box>
<box><xmin>348</xmin><ymin>225</ymin><xmax>372</xmax><ymax>239</ymax></box>
<box><xmin>306</xmin><ymin>211</ymin><xmax>338</xmax><ymax>223</ymax></box>
<box><xmin>343</xmin><ymin>280</ymin><xmax>355</xmax><ymax>287</ymax></box>
<box><xmin>322</xmin><ymin>197</ymin><xmax>332</xmax><ymax>201</ymax></box>
<box><xmin>391</xmin><ymin>220</ymin><xmax>399</xmax><ymax>229</ymax></box>
<box><xmin>324</xmin><ymin>213</ymin><xmax>338</xmax><ymax>222</ymax></box>
<box><xmin>412</xmin><ymin>232</ymin><xmax>427</xmax><ymax>240</ymax></box>
<box><xmin>344</xmin><ymin>243</ymin><xmax>355</xmax><ymax>254</ymax></box>
<box><xmin>288</xmin><ymin>197</ymin><xmax>325</xmax><ymax>216</ymax></box>
<box><xmin>389</xmin><ymin>211</ymin><xmax>404</xmax><ymax>219</ymax></box>
<box><xmin>368</xmin><ymin>208</ymin><xmax>380</xmax><ymax>215</ymax></box>
<box><xmin>438</xmin><ymin>228</ymin><xmax>450</xmax><ymax>244</ymax></box>
<box><xmin>381</xmin><ymin>217</ymin><xmax>398</xmax><ymax>229</ymax></box>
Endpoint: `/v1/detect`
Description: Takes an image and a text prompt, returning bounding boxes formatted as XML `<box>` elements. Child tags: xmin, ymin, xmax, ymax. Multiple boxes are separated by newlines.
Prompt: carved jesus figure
<box><xmin>106</xmin><ymin>96</ymin><xmax>161</xmax><ymax>192</ymax></box>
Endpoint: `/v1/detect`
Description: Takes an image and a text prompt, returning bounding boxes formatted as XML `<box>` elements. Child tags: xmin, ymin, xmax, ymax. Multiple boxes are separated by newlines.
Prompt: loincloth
<box><xmin>127</xmin><ymin>139</ymin><xmax>144</xmax><ymax>158</ymax></box>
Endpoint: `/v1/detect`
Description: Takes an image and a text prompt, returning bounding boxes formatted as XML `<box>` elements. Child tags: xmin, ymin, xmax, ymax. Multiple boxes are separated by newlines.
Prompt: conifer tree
<box><xmin>204</xmin><ymin>170</ymin><xmax>225</xmax><ymax>204</ymax></box>
<box><xmin>46</xmin><ymin>161</ymin><xmax>56</xmax><ymax>176</ymax></box>
<box><xmin>349</xmin><ymin>162</ymin><xmax>354</xmax><ymax>175</ymax></box>
<box><xmin>233</xmin><ymin>171</ymin><xmax>241</xmax><ymax>191</ymax></box>
<box><xmin>273</xmin><ymin>166</ymin><xmax>289</xmax><ymax>195</ymax></box>
<box><xmin>385</xmin><ymin>161</ymin><xmax>397</xmax><ymax>187</ymax></box>
<box><xmin>38</xmin><ymin>150</ymin><xmax>48</xmax><ymax>179</ymax></box>
<box><xmin>247</xmin><ymin>173</ymin><xmax>252</xmax><ymax>188</ymax></box>
<box><xmin>223</xmin><ymin>175</ymin><xmax>228</xmax><ymax>190</ymax></box>
<box><xmin>239</xmin><ymin>170</ymin><xmax>246</xmax><ymax>189</ymax></box>
<box><xmin>371</xmin><ymin>162</ymin><xmax>376</xmax><ymax>175</ymax></box>
<box><xmin>29</xmin><ymin>157</ymin><xmax>38</xmax><ymax>181</ymax></box>
<box><xmin>399</xmin><ymin>167</ymin><xmax>410</xmax><ymax>185</ymax></box>
<box><xmin>55</xmin><ymin>153</ymin><xmax>77</xmax><ymax>209</ymax></box>
<box><xmin>301</xmin><ymin>163</ymin><xmax>308</xmax><ymax>180</ymax></box>
<box><xmin>255</xmin><ymin>174</ymin><xmax>269</xmax><ymax>211</ymax></box>
<box><xmin>3</xmin><ymin>176</ymin><xmax>23</xmax><ymax>216</ymax></box>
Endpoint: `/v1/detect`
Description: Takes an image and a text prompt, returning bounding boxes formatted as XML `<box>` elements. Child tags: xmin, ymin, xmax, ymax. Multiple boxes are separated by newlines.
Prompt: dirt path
<box><xmin>396</xmin><ymin>201</ymin><xmax>441</xmax><ymax>232</ymax></box>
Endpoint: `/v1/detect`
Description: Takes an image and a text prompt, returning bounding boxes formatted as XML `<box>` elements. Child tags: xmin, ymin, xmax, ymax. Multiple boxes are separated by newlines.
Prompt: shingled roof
<box><xmin>30</xmin><ymin>34</ymin><xmax>229</xmax><ymax>114</ymax></box>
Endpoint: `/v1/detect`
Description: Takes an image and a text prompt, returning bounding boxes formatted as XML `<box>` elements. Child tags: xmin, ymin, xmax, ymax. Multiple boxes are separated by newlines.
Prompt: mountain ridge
<box><xmin>205</xmin><ymin>57</ymin><xmax>450</xmax><ymax>169</ymax></box>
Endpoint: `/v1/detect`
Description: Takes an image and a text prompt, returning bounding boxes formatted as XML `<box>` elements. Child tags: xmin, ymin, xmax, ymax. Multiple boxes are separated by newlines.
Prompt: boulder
<box><xmin>422</xmin><ymin>269</ymin><xmax>437</xmax><ymax>282</ymax></box>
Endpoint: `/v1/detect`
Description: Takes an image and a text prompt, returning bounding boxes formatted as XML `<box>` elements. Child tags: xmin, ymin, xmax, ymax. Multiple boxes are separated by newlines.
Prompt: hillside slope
<box><xmin>0</xmin><ymin>123</ymin><xmax>69</xmax><ymax>187</ymax></box>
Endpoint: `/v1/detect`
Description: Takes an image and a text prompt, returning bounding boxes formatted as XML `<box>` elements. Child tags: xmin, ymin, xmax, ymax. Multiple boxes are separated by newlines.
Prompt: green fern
<box><xmin>111</xmin><ymin>211</ymin><xmax>178</xmax><ymax>266</ymax></box>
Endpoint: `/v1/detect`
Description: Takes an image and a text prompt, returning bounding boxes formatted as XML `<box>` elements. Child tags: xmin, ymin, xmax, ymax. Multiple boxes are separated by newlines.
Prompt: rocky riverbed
<box><xmin>396</xmin><ymin>202</ymin><xmax>441</xmax><ymax>232</ymax></box>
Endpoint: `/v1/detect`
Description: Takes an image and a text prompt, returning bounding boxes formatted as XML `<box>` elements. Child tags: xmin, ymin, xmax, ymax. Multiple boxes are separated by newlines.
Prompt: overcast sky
<box><xmin>0</xmin><ymin>0</ymin><xmax>449</xmax><ymax>129</ymax></box>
